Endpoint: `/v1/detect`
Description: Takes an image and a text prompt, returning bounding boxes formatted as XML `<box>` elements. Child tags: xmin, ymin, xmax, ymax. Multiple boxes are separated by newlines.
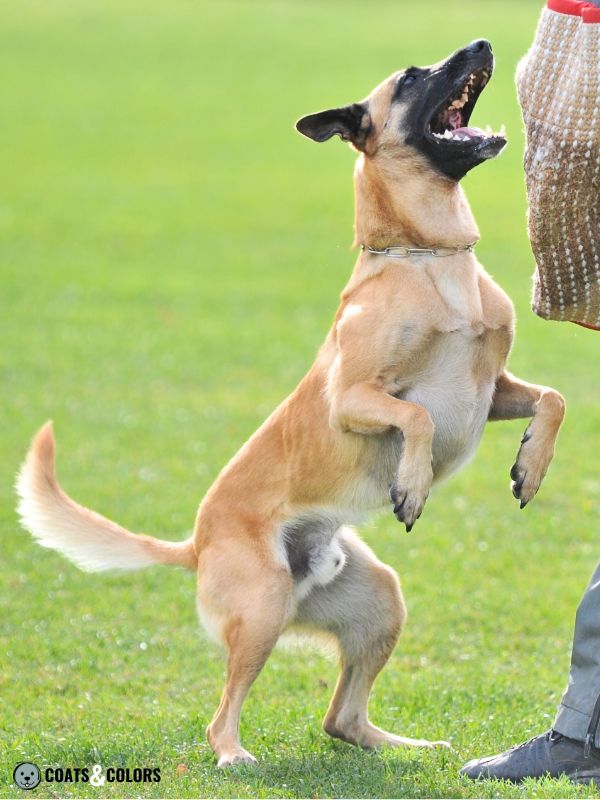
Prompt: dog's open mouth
<box><xmin>427</xmin><ymin>65</ymin><xmax>506</xmax><ymax>146</ymax></box>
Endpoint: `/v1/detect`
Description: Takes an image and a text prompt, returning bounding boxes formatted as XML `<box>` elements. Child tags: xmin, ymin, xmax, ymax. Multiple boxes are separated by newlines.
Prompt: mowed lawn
<box><xmin>2</xmin><ymin>1</ymin><xmax>600</xmax><ymax>797</ymax></box>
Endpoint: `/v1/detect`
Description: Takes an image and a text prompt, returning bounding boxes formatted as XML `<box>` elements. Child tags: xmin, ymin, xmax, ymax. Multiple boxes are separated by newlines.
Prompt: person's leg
<box><xmin>460</xmin><ymin>563</ymin><xmax>600</xmax><ymax>782</ymax></box>
<box><xmin>554</xmin><ymin>563</ymin><xmax>600</xmax><ymax>749</ymax></box>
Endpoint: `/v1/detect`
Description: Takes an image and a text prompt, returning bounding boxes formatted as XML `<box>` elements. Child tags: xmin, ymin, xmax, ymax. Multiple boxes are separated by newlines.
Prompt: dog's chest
<box><xmin>392</xmin><ymin>328</ymin><xmax>498</xmax><ymax>480</ymax></box>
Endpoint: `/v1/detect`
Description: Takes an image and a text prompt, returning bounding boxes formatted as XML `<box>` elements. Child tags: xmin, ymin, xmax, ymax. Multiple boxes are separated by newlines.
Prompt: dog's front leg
<box><xmin>488</xmin><ymin>371</ymin><xmax>565</xmax><ymax>507</ymax></box>
<box><xmin>331</xmin><ymin>381</ymin><xmax>434</xmax><ymax>530</ymax></box>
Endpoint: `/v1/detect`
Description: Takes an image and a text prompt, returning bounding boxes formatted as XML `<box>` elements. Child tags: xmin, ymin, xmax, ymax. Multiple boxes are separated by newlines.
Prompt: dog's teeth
<box><xmin>485</xmin><ymin>124</ymin><xmax>493</xmax><ymax>137</ymax></box>
<box><xmin>499</xmin><ymin>124</ymin><xmax>506</xmax><ymax>137</ymax></box>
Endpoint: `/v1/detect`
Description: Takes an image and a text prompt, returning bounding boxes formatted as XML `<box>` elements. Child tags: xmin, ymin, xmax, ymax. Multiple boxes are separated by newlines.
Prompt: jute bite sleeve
<box><xmin>517</xmin><ymin>0</ymin><xmax>600</xmax><ymax>330</ymax></box>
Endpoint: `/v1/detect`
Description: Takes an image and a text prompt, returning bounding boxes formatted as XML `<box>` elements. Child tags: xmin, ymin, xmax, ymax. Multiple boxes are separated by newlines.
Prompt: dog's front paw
<box><xmin>510</xmin><ymin>426</ymin><xmax>554</xmax><ymax>508</ymax></box>
<box><xmin>390</xmin><ymin>466</ymin><xmax>432</xmax><ymax>532</ymax></box>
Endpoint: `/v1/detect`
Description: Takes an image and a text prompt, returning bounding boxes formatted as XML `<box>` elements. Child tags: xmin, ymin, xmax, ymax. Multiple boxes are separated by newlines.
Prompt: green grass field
<box><xmin>2</xmin><ymin>1</ymin><xmax>600</xmax><ymax>797</ymax></box>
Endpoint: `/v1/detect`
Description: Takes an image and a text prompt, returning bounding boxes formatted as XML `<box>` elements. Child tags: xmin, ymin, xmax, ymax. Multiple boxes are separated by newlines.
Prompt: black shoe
<box><xmin>460</xmin><ymin>729</ymin><xmax>600</xmax><ymax>784</ymax></box>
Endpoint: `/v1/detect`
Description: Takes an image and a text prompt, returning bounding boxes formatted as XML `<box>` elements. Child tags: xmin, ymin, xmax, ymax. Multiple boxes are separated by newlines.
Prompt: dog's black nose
<box><xmin>466</xmin><ymin>39</ymin><xmax>492</xmax><ymax>55</ymax></box>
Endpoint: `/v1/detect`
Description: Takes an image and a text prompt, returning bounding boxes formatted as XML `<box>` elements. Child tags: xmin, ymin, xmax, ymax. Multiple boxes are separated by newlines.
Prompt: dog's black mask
<box><xmin>297</xmin><ymin>40</ymin><xmax>507</xmax><ymax>183</ymax></box>
<box><xmin>398</xmin><ymin>39</ymin><xmax>506</xmax><ymax>180</ymax></box>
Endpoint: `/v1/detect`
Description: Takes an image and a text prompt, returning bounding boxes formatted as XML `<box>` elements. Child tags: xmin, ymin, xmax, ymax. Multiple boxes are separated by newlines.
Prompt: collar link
<box><xmin>361</xmin><ymin>241</ymin><xmax>478</xmax><ymax>259</ymax></box>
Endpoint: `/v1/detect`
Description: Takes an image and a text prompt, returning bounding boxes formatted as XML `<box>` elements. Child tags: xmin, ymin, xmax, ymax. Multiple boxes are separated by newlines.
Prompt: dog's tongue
<box><xmin>448</xmin><ymin>110</ymin><xmax>485</xmax><ymax>138</ymax></box>
<box><xmin>452</xmin><ymin>126</ymin><xmax>485</xmax><ymax>138</ymax></box>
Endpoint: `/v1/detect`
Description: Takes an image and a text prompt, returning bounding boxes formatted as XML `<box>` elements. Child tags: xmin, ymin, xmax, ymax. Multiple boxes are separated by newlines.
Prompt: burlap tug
<box><xmin>517</xmin><ymin>0</ymin><xmax>600</xmax><ymax>330</ymax></box>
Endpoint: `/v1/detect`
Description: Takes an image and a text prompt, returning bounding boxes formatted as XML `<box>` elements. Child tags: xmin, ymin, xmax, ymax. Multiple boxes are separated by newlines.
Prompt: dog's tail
<box><xmin>16</xmin><ymin>422</ymin><xmax>197</xmax><ymax>573</ymax></box>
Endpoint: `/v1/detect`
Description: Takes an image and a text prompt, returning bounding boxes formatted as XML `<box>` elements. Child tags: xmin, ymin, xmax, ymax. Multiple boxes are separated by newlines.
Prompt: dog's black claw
<box><xmin>521</xmin><ymin>429</ymin><xmax>532</xmax><ymax>444</ymax></box>
<box><xmin>520</xmin><ymin>498</ymin><xmax>529</xmax><ymax>509</ymax></box>
<box><xmin>394</xmin><ymin>497</ymin><xmax>406</xmax><ymax>513</ymax></box>
<box><xmin>510</xmin><ymin>462</ymin><xmax>520</xmax><ymax>481</ymax></box>
<box><xmin>405</xmin><ymin>522</ymin><xmax>414</xmax><ymax>533</ymax></box>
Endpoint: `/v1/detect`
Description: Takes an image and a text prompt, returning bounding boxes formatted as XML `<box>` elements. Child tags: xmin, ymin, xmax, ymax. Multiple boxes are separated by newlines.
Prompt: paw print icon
<box><xmin>13</xmin><ymin>763</ymin><xmax>41</xmax><ymax>790</ymax></box>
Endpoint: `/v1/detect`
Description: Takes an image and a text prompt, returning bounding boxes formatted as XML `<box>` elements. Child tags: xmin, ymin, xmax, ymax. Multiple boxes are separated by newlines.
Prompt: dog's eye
<box><xmin>403</xmin><ymin>74</ymin><xmax>417</xmax><ymax>86</ymax></box>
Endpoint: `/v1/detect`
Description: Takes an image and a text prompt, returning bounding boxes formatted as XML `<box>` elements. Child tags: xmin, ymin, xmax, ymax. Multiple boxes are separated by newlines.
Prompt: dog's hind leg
<box><xmin>197</xmin><ymin>538</ymin><xmax>293</xmax><ymax>767</ymax></box>
<box><xmin>293</xmin><ymin>527</ymin><xmax>448</xmax><ymax>750</ymax></box>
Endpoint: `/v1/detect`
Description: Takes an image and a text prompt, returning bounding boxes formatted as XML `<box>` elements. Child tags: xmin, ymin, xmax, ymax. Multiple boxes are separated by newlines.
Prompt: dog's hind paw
<box><xmin>216</xmin><ymin>748</ymin><xmax>258</xmax><ymax>768</ymax></box>
<box><xmin>373</xmin><ymin>732</ymin><xmax>451</xmax><ymax>749</ymax></box>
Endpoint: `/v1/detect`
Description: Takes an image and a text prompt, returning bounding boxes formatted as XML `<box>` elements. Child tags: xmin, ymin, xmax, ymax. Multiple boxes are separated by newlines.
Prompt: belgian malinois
<box><xmin>18</xmin><ymin>40</ymin><xmax>565</xmax><ymax>766</ymax></box>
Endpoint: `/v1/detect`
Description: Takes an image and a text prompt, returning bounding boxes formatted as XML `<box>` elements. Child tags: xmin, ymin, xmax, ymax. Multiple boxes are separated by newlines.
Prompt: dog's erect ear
<box><xmin>295</xmin><ymin>103</ymin><xmax>371</xmax><ymax>150</ymax></box>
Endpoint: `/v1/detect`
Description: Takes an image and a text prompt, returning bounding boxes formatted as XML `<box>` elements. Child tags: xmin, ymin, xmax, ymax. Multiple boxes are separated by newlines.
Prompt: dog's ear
<box><xmin>295</xmin><ymin>103</ymin><xmax>371</xmax><ymax>150</ymax></box>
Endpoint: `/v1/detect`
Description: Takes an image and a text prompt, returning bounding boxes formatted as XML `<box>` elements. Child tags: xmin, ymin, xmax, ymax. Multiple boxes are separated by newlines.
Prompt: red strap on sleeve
<box><xmin>582</xmin><ymin>4</ymin><xmax>600</xmax><ymax>22</ymax></box>
<box><xmin>547</xmin><ymin>0</ymin><xmax>586</xmax><ymax>15</ymax></box>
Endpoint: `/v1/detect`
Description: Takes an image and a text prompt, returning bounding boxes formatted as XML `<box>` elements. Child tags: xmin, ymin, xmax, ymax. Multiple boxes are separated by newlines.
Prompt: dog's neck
<box><xmin>353</xmin><ymin>153</ymin><xmax>480</xmax><ymax>250</ymax></box>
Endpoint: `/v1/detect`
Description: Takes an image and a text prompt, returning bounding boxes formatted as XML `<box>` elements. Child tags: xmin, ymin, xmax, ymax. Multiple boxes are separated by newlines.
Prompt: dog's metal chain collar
<box><xmin>361</xmin><ymin>241</ymin><xmax>477</xmax><ymax>258</ymax></box>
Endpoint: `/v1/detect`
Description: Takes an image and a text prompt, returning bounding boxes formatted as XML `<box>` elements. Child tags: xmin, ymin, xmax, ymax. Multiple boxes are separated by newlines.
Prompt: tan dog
<box><xmin>17</xmin><ymin>40</ymin><xmax>565</xmax><ymax>767</ymax></box>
